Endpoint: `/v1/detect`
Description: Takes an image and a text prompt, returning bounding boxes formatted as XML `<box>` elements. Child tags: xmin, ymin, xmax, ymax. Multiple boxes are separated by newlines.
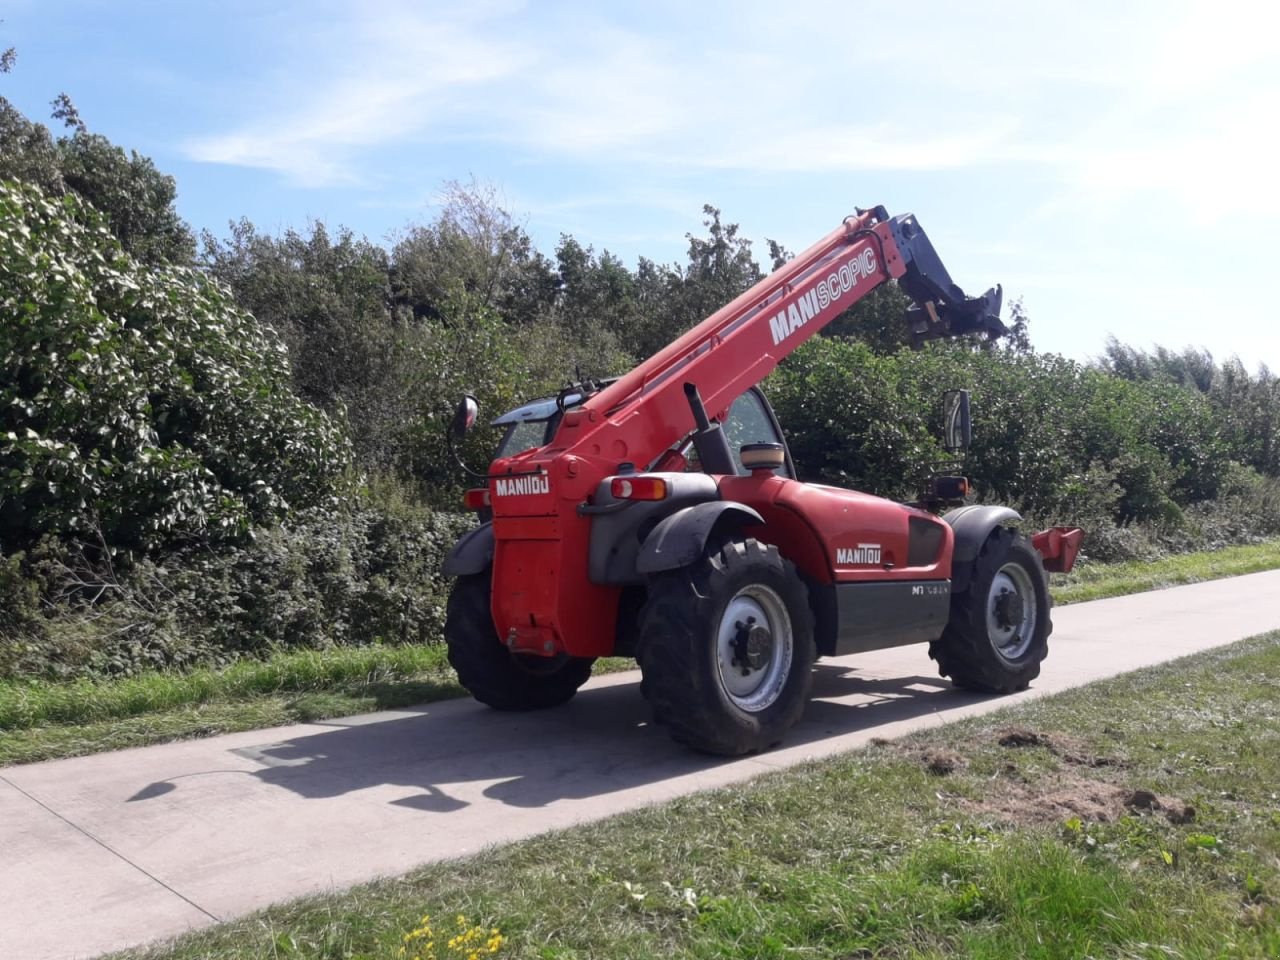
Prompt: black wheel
<box><xmin>637</xmin><ymin>539</ymin><xmax>816</xmax><ymax>755</ymax></box>
<box><xmin>445</xmin><ymin>572</ymin><xmax>594</xmax><ymax>710</ymax></box>
<box><xmin>931</xmin><ymin>526</ymin><xmax>1051</xmax><ymax>693</ymax></box>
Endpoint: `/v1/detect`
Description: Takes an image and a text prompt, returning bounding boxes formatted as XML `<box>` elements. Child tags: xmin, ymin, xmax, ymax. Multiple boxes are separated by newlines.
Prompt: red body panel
<box><xmin>1032</xmin><ymin>526</ymin><xmax>1084</xmax><ymax>573</ymax></box>
<box><xmin>485</xmin><ymin>212</ymin><xmax>927</xmax><ymax>658</ymax></box>
<box><xmin>720</xmin><ymin>474</ymin><xmax>954</xmax><ymax>583</ymax></box>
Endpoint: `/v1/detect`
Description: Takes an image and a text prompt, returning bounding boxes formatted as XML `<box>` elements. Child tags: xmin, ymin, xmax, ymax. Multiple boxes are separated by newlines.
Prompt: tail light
<box><xmin>611</xmin><ymin>476</ymin><xmax>669</xmax><ymax>501</ymax></box>
<box><xmin>463</xmin><ymin>487</ymin><xmax>491</xmax><ymax>511</ymax></box>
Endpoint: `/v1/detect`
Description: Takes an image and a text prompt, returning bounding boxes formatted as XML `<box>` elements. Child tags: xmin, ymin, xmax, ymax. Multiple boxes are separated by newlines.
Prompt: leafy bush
<box><xmin>769</xmin><ymin>339</ymin><xmax>1239</xmax><ymax>532</ymax></box>
<box><xmin>1</xmin><ymin>500</ymin><xmax>474</xmax><ymax>680</ymax></box>
<box><xmin>0</xmin><ymin>180</ymin><xmax>353</xmax><ymax>553</ymax></box>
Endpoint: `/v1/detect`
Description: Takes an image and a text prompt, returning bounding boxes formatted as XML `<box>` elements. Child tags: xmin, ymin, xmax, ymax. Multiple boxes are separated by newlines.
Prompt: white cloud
<box><xmin>182</xmin><ymin>0</ymin><xmax>1280</xmax><ymax>223</ymax></box>
<box><xmin>183</xmin><ymin>1</ymin><xmax>532</xmax><ymax>186</ymax></box>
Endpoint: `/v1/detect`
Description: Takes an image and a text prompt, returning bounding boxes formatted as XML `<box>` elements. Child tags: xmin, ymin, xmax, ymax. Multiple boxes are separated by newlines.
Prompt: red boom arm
<box><xmin>549</xmin><ymin>211</ymin><xmax>905</xmax><ymax>471</ymax></box>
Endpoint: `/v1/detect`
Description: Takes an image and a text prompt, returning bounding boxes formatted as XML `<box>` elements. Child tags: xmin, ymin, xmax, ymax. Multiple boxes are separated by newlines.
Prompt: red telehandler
<box><xmin>443</xmin><ymin>206</ymin><xmax>1082</xmax><ymax>755</ymax></box>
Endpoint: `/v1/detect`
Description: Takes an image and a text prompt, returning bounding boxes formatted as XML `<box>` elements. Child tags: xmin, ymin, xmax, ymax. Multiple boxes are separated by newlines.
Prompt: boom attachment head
<box><xmin>878</xmin><ymin>211</ymin><xmax>1008</xmax><ymax>348</ymax></box>
<box><xmin>907</xmin><ymin>284</ymin><xmax>1006</xmax><ymax>349</ymax></box>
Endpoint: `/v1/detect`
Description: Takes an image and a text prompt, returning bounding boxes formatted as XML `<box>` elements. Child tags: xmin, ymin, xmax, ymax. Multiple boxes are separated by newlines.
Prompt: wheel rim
<box><xmin>986</xmin><ymin>561</ymin><xmax>1037</xmax><ymax>662</ymax></box>
<box><xmin>715</xmin><ymin>584</ymin><xmax>793</xmax><ymax>713</ymax></box>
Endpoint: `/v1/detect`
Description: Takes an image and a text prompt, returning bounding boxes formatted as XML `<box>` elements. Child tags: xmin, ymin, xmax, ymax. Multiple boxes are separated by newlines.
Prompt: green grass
<box><xmin>113</xmin><ymin>632</ymin><xmax>1280</xmax><ymax>960</ymax></box>
<box><xmin>0</xmin><ymin>644</ymin><xmax>457</xmax><ymax>730</ymax></box>
<box><xmin>1053</xmin><ymin>538</ymin><xmax>1280</xmax><ymax>605</ymax></box>
<box><xmin>4</xmin><ymin>539</ymin><xmax>1278</xmax><ymax>768</ymax></box>
<box><xmin>0</xmin><ymin>645</ymin><xmax>465</xmax><ymax>765</ymax></box>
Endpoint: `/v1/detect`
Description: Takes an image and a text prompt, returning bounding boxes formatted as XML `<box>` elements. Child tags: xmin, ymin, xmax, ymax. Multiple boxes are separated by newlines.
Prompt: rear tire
<box><xmin>637</xmin><ymin>539</ymin><xmax>816</xmax><ymax>755</ymax></box>
<box><xmin>930</xmin><ymin>526</ymin><xmax>1051</xmax><ymax>693</ymax></box>
<box><xmin>445</xmin><ymin>573</ymin><xmax>594</xmax><ymax>710</ymax></box>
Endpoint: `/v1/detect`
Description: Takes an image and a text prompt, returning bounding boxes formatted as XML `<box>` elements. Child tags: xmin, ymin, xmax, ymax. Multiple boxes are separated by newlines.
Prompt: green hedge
<box><xmin>1</xmin><ymin>503</ymin><xmax>473</xmax><ymax>680</ymax></box>
<box><xmin>771</xmin><ymin>340</ymin><xmax>1235</xmax><ymax>523</ymax></box>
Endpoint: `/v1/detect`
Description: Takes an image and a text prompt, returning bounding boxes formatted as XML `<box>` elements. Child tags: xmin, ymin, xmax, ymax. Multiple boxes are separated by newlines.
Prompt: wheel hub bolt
<box><xmin>994</xmin><ymin>589</ymin><xmax>1024</xmax><ymax>629</ymax></box>
<box><xmin>731</xmin><ymin>616</ymin><xmax>773</xmax><ymax>674</ymax></box>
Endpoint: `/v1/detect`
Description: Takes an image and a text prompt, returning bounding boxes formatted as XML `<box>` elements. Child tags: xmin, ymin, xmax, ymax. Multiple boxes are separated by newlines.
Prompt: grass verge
<box><xmin>114</xmin><ymin>632</ymin><xmax>1280</xmax><ymax>959</ymax></box>
<box><xmin>1053</xmin><ymin>538</ymin><xmax>1280</xmax><ymax>605</ymax></box>
<box><xmin>0</xmin><ymin>645</ymin><xmax>463</xmax><ymax>766</ymax></box>
<box><xmin>5</xmin><ymin>539</ymin><xmax>1279</xmax><ymax>767</ymax></box>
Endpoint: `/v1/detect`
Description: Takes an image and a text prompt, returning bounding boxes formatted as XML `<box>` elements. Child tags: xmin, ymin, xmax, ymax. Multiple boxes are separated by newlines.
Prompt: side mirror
<box><xmin>449</xmin><ymin>394</ymin><xmax>480</xmax><ymax>440</ymax></box>
<box><xmin>942</xmin><ymin>389</ymin><xmax>971</xmax><ymax>453</ymax></box>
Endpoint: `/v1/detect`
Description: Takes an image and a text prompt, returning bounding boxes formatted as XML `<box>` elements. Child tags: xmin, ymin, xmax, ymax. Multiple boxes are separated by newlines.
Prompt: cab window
<box><xmin>498</xmin><ymin>418</ymin><xmax>553</xmax><ymax>458</ymax></box>
<box><xmin>723</xmin><ymin>390</ymin><xmax>791</xmax><ymax>476</ymax></box>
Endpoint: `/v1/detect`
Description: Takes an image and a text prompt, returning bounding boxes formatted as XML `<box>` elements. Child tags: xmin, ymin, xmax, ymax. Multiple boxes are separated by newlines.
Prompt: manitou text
<box><xmin>494</xmin><ymin>475</ymin><xmax>551</xmax><ymax>496</ymax></box>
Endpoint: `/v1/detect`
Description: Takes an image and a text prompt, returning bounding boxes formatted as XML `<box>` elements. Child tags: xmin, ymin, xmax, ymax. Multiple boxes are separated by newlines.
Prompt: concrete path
<box><xmin>4</xmin><ymin>571</ymin><xmax>1280</xmax><ymax>960</ymax></box>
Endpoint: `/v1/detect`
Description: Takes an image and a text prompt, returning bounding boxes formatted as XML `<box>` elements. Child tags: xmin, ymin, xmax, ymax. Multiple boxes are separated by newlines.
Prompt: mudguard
<box><xmin>442</xmin><ymin>522</ymin><xmax>494</xmax><ymax>577</ymax></box>
<box><xmin>636</xmin><ymin>502</ymin><xmax>764</xmax><ymax>575</ymax></box>
<box><xmin>944</xmin><ymin>504</ymin><xmax>1021</xmax><ymax>592</ymax></box>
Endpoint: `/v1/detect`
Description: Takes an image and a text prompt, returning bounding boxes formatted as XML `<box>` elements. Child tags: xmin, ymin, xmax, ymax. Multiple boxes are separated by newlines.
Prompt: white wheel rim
<box><xmin>986</xmin><ymin>562</ymin><xmax>1037</xmax><ymax>662</ymax></box>
<box><xmin>715</xmin><ymin>584</ymin><xmax>793</xmax><ymax>713</ymax></box>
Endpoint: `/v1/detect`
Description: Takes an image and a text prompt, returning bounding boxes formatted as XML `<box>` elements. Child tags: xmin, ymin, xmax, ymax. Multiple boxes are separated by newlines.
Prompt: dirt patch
<box><xmin>1124</xmin><ymin>788</ymin><xmax>1160</xmax><ymax>811</ymax></box>
<box><xmin>1166</xmin><ymin>803</ymin><xmax>1198</xmax><ymax>825</ymax></box>
<box><xmin>995</xmin><ymin>727</ymin><xmax>1128</xmax><ymax>769</ymax></box>
<box><xmin>970</xmin><ymin>769</ymin><xmax>1118</xmax><ymax>825</ymax></box>
<box><xmin>921</xmin><ymin>750</ymin><xmax>965</xmax><ymax>776</ymax></box>
<box><xmin>961</xmin><ymin>770</ymin><xmax>1195</xmax><ymax>828</ymax></box>
<box><xmin>998</xmin><ymin>727</ymin><xmax>1051</xmax><ymax>748</ymax></box>
<box><xmin>1121</xmin><ymin>789</ymin><xmax>1197</xmax><ymax>824</ymax></box>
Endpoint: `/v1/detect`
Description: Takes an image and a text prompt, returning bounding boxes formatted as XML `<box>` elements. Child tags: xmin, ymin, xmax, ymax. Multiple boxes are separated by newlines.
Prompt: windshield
<box><xmin>497</xmin><ymin>417</ymin><xmax>554</xmax><ymax>458</ymax></box>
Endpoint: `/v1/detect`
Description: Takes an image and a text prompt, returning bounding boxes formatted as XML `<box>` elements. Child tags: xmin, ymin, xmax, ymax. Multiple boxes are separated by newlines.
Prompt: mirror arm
<box><xmin>447</xmin><ymin>429</ymin><xmax>489</xmax><ymax>479</ymax></box>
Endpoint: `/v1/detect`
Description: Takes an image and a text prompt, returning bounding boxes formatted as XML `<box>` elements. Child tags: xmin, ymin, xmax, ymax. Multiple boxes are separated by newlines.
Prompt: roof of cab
<box><xmin>490</xmin><ymin>394</ymin><xmax>581</xmax><ymax>426</ymax></box>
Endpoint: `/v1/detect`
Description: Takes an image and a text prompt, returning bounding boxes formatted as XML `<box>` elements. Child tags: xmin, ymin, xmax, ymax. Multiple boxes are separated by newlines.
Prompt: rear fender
<box><xmin>637</xmin><ymin>502</ymin><xmax>764</xmax><ymax>575</ymax></box>
<box><xmin>944</xmin><ymin>505</ymin><xmax>1021</xmax><ymax>592</ymax></box>
<box><xmin>442</xmin><ymin>522</ymin><xmax>494</xmax><ymax>577</ymax></box>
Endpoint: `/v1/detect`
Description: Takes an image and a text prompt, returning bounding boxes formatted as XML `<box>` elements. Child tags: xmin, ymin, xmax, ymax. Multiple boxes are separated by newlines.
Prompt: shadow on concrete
<box><xmin>131</xmin><ymin>663</ymin><xmax>995</xmax><ymax>812</ymax></box>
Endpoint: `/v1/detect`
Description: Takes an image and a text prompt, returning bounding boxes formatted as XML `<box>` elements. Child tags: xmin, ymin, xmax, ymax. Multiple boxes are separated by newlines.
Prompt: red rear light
<box><xmin>611</xmin><ymin>476</ymin><xmax>669</xmax><ymax>501</ymax></box>
<box><xmin>463</xmin><ymin>487</ymin><xmax>491</xmax><ymax>510</ymax></box>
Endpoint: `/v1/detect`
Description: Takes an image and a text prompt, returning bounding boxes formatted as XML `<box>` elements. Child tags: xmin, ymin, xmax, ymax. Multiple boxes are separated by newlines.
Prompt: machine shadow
<box><xmin>137</xmin><ymin>664</ymin><xmax>997</xmax><ymax>813</ymax></box>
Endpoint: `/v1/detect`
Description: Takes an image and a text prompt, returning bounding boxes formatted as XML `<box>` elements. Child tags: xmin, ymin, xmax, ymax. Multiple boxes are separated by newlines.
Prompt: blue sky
<box><xmin>4</xmin><ymin>0</ymin><xmax>1279</xmax><ymax>367</ymax></box>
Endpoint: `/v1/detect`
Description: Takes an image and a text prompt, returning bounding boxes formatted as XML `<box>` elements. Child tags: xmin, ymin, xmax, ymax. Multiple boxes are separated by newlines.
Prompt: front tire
<box><xmin>637</xmin><ymin>539</ymin><xmax>816</xmax><ymax>755</ymax></box>
<box><xmin>930</xmin><ymin>526</ymin><xmax>1051</xmax><ymax>693</ymax></box>
<box><xmin>445</xmin><ymin>573</ymin><xmax>594</xmax><ymax>710</ymax></box>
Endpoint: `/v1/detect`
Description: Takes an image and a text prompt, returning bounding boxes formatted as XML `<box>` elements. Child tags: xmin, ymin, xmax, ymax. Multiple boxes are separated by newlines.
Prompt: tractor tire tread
<box><xmin>930</xmin><ymin>526</ymin><xmax>1051</xmax><ymax>694</ymax></box>
<box><xmin>637</xmin><ymin>539</ymin><xmax>815</xmax><ymax>755</ymax></box>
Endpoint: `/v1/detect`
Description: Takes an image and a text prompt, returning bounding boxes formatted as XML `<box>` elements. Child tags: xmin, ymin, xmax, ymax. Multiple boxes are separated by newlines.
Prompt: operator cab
<box><xmin>490</xmin><ymin>386</ymin><xmax>796</xmax><ymax>478</ymax></box>
<box><xmin>491</xmin><ymin>393</ymin><xmax>582</xmax><ymax>458</ymax></box>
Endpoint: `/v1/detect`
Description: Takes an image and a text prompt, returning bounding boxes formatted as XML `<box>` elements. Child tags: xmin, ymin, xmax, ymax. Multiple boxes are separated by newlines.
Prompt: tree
<box><xmin>390</xmin><ymin>178</ymin><xmax>558</xmax><ymax>326</ymax></box>
<box><xmin>201</xmin><ymin>219</ymin><xmax>407</xmax><ymax>471</ymax></box>
<box><xmin>57</xmin><ymin>126</ymin><xmax>196</xmax><ymax>264</ymax></box>
<box><xmin>49</xmin><ymin>92</ymin><xmax>84</xmax><ymax>133</ymax></box>
<box><xmin>0</xmin><ymin>97</ymin><xmax>60</xmax><ymax>188</ymax></box>
<box><xmin>624</xmin><ymin>205</ymin><xmax>763</xmax><ymax>359</ymax></box>
<box><xmin>0</xmin><ymin>65</ymin><xmax>194</xmax><ymax>265</ymax></box>
<box><xmin>1000</xmin><ymin>298</ymin><xmax>1033</xmax><ymax>354</ymax></box>
<box><xmin>550</xmin><ymin>234</ymin><xmax>635</xmax><ymax>375</ymax></box>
